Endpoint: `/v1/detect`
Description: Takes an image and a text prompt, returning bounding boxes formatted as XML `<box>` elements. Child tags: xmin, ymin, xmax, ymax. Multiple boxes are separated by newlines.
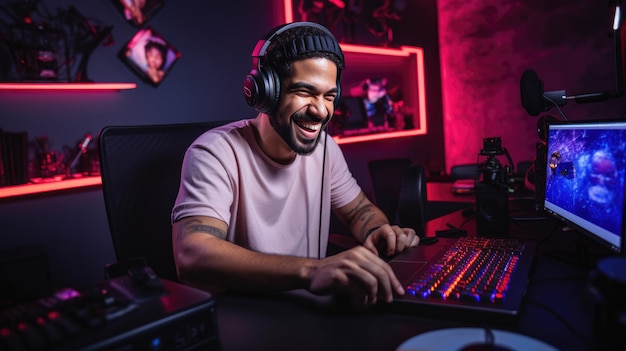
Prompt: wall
<box><xmin>438</xmin><ymin>0</ymin><xmax>626</xmax><ymax>173</ymax></box>
<box><xmin>0</xmin><ymin>0</ymin><xmax>283</xmax><ymax>293</ymax></box>
<box><xmin>0</xmin><ymin>0</ymin><xmax>444</xmax><ymax>293</ymax></box>
<box><xmin>3</xmin><ymin>0</ymin><xmax>624</xmax><ymax>296</ymax></box>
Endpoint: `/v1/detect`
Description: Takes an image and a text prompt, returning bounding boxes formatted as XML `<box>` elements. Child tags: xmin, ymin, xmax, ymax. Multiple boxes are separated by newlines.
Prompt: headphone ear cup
<box><xmin>243</xmin><ymin>72</ymin><xmax>261</xmax><ymax>108</ymax></box>
<box><xmin>243</xmin><ymin>66</ymin><xmax>280</xmax><ymax>114</ymax></box>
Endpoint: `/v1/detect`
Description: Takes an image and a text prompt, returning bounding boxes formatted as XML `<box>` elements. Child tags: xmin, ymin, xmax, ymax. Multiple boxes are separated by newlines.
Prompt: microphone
<box><xmin>520</xmin><ymin>69</ymin><xmax>545</xmax><ymax>116</ymax></box>
<box><xmin>68</xmin><ymin>134</ymin><xmax>92</xmax><ymax>175</ymax></box>
<box><xmin>565</xmin><ymin>91</ymin><xmax>613</xmax><ymax>103</ymax></box>
<box><xmin>520</xmin><ymin>69</ymin><xmax>616</xmax><ymax>116</ymax></box>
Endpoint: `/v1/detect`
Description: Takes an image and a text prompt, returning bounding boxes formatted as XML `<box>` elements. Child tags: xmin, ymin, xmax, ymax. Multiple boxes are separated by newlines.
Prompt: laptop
<box><xmin>388</xmin><ymin>236</ymin><xmax>537</xmax><ymax>324</ymax></box>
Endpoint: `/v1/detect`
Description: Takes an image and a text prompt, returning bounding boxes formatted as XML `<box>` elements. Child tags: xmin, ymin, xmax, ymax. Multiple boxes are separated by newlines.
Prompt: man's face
<box><xmin>269</xmin><ymin>57</ymin><xmax>339</xmax><ymax>155</ymax></box>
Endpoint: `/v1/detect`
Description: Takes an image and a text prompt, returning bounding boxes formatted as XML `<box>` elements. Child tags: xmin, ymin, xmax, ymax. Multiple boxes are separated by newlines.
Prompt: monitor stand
<box><xmin>544</xmin><ymin>230</ymin><xmax>607</xmax><ymax>269</ymax></box>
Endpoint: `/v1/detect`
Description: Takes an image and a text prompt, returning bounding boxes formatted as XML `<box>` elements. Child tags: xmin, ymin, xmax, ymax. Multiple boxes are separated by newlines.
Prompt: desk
<box><xmin>425</xmin><ymin>182</ymin><xmax>475</xmax><ymax>222</ymax></box>
<box><xmin>426</xmin><ymin>181</ymin><xmax>536</xmax><ymax>204</ymax></box>
<box><xmin>426</xmin><ymin>181</ymin><xmax>475</xmax><ymax>203</ymax></box>
<box><xmin>213</xmin><ymin>210</ymin><xmax>600</xmax><ymax>351</ymax></box>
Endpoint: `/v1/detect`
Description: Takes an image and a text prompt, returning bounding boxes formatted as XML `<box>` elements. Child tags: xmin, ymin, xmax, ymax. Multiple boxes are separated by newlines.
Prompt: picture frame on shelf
<box><xmin>111</xmin><ymin>0</ymin><xmax>164</xmax><ymax>27</ymax></box>
<box><xmin>327</xmin><ymin>44</ymin><xmax>428</xmax><ymax>144</ymax></box>
<box><xmin>119</xmin><ymin>27</ymin><xmax>181</xmax><ymax>87</ymax></box>
<box><xmin>328</xmin><ymin>77</ymin><xmax>412</xmax><ymax>138</ymax></box>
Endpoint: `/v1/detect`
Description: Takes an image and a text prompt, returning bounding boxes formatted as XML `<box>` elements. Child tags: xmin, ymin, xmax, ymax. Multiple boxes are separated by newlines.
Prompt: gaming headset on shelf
<box><xmin>243</xmin><ymin>21</ymin><xmax>345</xmax><ymax>114</ymax></box>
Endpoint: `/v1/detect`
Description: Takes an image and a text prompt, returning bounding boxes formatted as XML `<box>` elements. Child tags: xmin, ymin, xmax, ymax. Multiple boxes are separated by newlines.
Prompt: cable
<box><xmin>318</xmin><ymin>130</ymin><xmax>328</xmax><ymax>260</ymax></box>
<box><xmin>525</xmin><ymin>298</ymin><xmax>592</xmax><ymax>350</ymax></box>
<box><xmin>542</xmin><ymin>94</ymin><xmax>569</xmax><ymax>120</ymax></box>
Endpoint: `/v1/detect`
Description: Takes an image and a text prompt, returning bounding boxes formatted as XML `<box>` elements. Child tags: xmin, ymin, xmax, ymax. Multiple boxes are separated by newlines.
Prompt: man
<box><xmin>171</xmin><ymin>22</ymin><xmax>419</xmax><ymax>306</ymax></box>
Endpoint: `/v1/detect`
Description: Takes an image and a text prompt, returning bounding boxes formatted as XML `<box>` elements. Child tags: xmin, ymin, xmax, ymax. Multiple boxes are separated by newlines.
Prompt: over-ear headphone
<box><xmin>242</xmin><ymin>21</ymin><xmax>344</xmax><ymax>114</ymax></box>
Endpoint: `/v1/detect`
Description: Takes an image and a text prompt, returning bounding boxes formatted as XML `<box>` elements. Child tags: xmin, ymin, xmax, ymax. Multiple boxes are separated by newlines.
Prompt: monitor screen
<box><xmin>544</xmin><ymin>119</ymin><xmax>626</xmax><ymax>255</ymax></box>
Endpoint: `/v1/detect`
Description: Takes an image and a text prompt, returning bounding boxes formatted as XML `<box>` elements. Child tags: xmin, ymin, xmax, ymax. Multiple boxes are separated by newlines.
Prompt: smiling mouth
<box><xmin>293</xmin><ymin>116</ymin><xmax>323</xmax><ymax>133</ymax></box>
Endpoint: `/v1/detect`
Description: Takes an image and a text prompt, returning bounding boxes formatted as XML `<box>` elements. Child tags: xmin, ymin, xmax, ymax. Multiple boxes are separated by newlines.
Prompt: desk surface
<box><xmin>426</xmin><ymin>181</ymin><xmax>475</xmax><ymax>203</ymax></box>
<box><xmin>426</xmin><ymin>181</ymin><xmax>536</xmax><ymax>203</ymax></box>
<box><xmin>213</xmin><ymin>209</ymin><xmax>601</xmax><ymax>351</ymax></box>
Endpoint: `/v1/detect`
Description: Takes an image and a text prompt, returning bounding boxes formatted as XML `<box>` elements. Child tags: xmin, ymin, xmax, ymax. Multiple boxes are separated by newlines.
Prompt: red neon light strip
<box><xmin>284</xmin><ymin>0</ymin><xmax>294</xmax><ymax>22</ymax></box>
<box><xmin>406</xmin><ymin>46</ymin><xmax>428</xmax><ymax>135</ymax></box>
<box><xmin>334</xmin><ymin>129</ymin><xmax>426</xmax><ymax>144</ymax></box>
<box><xmin>0</xmin><ymin>83</ymin><xmax>137</xmax><ymax>91</ymax></box>
<box><xmin>0</xmin><ymin>176</ymin><xmax>102</xmax><ymax>199</ymax></box>
<box><xmin>339</xmin><ymin>43</ymin><xmax>411</xmax><ymax>56</ymax></box>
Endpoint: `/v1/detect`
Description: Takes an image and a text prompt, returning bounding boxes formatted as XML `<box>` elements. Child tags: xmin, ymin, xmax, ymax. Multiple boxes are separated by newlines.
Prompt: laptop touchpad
<box><xmin>392</xmin><ymin>244</ymin><xmax>444</xmax><ymax>263</ymax></box>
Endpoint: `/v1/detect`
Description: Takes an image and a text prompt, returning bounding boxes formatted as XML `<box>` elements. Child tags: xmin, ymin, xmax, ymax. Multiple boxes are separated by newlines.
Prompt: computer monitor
<box><xmin>543</xmin><ymin>119</ymin><xmax>626</xmax><ymax>258</ymax></box>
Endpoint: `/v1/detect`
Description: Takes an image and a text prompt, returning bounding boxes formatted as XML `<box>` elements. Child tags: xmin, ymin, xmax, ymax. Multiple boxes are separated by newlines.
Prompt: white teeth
<box><xmin>300</xmin><ymin>122</ymin><xmax>321</xmax><ymax>131</ymax></box>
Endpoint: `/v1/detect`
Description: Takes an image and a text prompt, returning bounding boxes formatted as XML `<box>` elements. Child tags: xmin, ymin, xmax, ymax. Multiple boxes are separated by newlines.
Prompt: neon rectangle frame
<box><xmin>284</xmin><ymin>0</ymin><xmax>427</xmax><ymax>144</ymax></box>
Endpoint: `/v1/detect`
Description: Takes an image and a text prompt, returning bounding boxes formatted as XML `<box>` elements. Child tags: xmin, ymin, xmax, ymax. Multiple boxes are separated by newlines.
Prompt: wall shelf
<box><xmin>0</xmin><ymin>176</ymin><xmax>102</xmax><ymax>200</ymax></box>
<box><xmin>283</xmin><ymin>2</ymin><xmax>428</xmax><ymax>145</ymax></box>
<box><xmin>0</xmin><ymin>82</ymin><xmax>137</xmax><ymax>91</ymax></box>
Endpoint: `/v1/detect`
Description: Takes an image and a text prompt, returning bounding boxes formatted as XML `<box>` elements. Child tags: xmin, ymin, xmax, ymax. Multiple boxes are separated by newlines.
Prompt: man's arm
<box><xmin>172</xmin><ymin>214</ymin><xmax>404</xmax><ymax>304</ymax></box>
<box><xmin>333</xmin><ymin>191</ymin><xmax>420</xmax><ymax>257</ymax></box>
<box><xmin>172</xmin><ymin>215</ymin><xmax>312</xmax><ymax>293</ymax></box>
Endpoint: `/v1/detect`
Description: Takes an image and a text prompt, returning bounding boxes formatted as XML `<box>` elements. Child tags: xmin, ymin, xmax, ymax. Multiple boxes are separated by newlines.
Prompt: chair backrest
<box><xmin>98</xmin><ymin>121</ymin><xmax>229</xmax><ymax>281</ymax></box>
<box><xmin>367</xmin><ymin>158</ymin><xmax>412</xmax><ymax>222</ymax></box>
<box><xmin>396</xmin><ymin>163</ymin><xmax>428</xmax><ymax>236</ymax></box>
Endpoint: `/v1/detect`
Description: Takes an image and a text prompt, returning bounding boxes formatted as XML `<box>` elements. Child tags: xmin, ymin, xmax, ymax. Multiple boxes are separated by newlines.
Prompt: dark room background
<box><xmin>1</xmin><ymin>0</ymin><xmax>624</xmax><ymax>295</ymax></box>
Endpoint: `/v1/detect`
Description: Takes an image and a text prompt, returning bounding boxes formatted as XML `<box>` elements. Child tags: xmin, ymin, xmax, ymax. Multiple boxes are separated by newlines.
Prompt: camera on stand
<box><xmin>475</xmin><ymin>137</ymin><xmax>514</xmax><ymax>237</ymax></box>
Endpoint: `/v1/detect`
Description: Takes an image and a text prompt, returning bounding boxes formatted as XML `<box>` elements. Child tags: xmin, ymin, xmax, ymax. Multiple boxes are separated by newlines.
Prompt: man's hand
<box><xmin>362</xmin><ymin>224</ymin><xmax>419</xmax><ymax>257</ymax></box>
<box><xmin>307</xmin><ymin>246</ymin><xmax>404</xmax><ymax>305</ymax></box>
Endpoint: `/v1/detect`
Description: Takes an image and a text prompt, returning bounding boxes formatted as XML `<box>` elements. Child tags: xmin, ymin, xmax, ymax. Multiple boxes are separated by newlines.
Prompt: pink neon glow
<box><xmin>0</xmin><ymin>83</ymin><xmax>137</xmax><ymax>91</ymax></box>
<box><xmin>333</xmin><ymin>129</ymin><xmax>426</xmax><ymax>144</ymax></box>
<box><xmin>334</xmin><ymin>43</ymin><xmax>427</xmax><ymax>144</ymax></box>
<box><xmin>284</xmin><ymin>0</ymin><xmax>294</xmax><ymax>22</ymax></box>
<box><xmin>0</xmin><ymin>176</ymin><xmax>102</xmax><ymax>199</ymax></box>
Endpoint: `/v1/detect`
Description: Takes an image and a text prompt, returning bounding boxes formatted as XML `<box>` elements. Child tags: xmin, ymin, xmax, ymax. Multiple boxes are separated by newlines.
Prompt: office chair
<box><xmin>367</xmin><ymin>158</ymin><xmax>412</xmax><ymax>222</ymax></box>
<box><xmin>395</xmin><ymin>162</ymin><xmax>473</xmax><ymax>234</ymax></box>
<box><xmin>327</xmin><ymin>158</ymin><xmax>413</xmax><ymax>255</ymax></box>
<box><xmin>396</xmin><ymin>163</ymin><xmax>428</xmax><ymax>236</ymax></box>
<box><xmin>98</xmin><ymin>121</ymin><xmax>229</xmax><ymax>281</ymax></box>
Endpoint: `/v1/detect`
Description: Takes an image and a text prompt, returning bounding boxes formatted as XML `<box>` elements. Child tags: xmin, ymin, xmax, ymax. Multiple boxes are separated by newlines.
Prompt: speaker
<box><xmin>475</xmin><ymin>183</ymin><xmax>509</xmax><ymax>237</ymax></box>
<box><xmin>243</xmin><ymin>22</ymin><xmax>344</xmax><ymax>114</ymax></box>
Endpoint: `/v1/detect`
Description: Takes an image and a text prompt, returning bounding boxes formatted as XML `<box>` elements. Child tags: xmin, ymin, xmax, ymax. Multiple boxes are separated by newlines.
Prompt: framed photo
<box><xmin>119</xmin><ymin>27</ymin><xmax>181</xmax><ymax>87</ymax></box>
<box><xmin>112</xmin><ymin>0</ymin><xmax>164</xmax><ymax>27</ymax></box>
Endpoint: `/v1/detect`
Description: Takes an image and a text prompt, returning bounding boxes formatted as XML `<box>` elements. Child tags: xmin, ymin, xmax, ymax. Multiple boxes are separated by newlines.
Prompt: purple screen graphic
<box><xmin>545</xmin><ymin>123</ymin><xmax>626</xmax><ymax>245</ymax></box>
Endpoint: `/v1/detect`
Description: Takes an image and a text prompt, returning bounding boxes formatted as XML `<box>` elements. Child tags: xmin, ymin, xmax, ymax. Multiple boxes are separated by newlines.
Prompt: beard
<box><xmin>269</xmin><ymin>109</ymin><xmax>330</xmax><ymax>155</ymax></box>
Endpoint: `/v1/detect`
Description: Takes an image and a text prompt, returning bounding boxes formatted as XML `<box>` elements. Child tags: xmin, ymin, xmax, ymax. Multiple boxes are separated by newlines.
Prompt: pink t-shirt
<box><xmin>171</xmin><ymin>119</ymin><xmax>361</xmax><ymax>258</ymax></box>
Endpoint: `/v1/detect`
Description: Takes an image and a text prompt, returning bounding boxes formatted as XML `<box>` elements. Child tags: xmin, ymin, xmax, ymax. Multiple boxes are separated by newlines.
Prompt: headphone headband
<box><xmin>252</xmin><ymin>22</ymin><xmax>344</xmax><ymax>66</ymax></box>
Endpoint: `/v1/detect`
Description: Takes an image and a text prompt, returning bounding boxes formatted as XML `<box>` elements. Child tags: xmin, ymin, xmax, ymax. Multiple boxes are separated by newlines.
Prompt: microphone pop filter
<box><xmin>520</xmin><ymin>69</ymin><xmax>544</xmax><ymax>116</ymax></box>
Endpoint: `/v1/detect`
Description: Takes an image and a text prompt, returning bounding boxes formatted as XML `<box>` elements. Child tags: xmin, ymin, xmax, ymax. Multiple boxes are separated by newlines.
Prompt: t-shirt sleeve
<box><xmin>171</xmin><ymin>136</ymin><xmax>235</xmax><ymax>224</ymax></box>
<box><xmin>327</xmin><ymin>138</ymin><xmax>362</xmax><ymax>209</ymax></box>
